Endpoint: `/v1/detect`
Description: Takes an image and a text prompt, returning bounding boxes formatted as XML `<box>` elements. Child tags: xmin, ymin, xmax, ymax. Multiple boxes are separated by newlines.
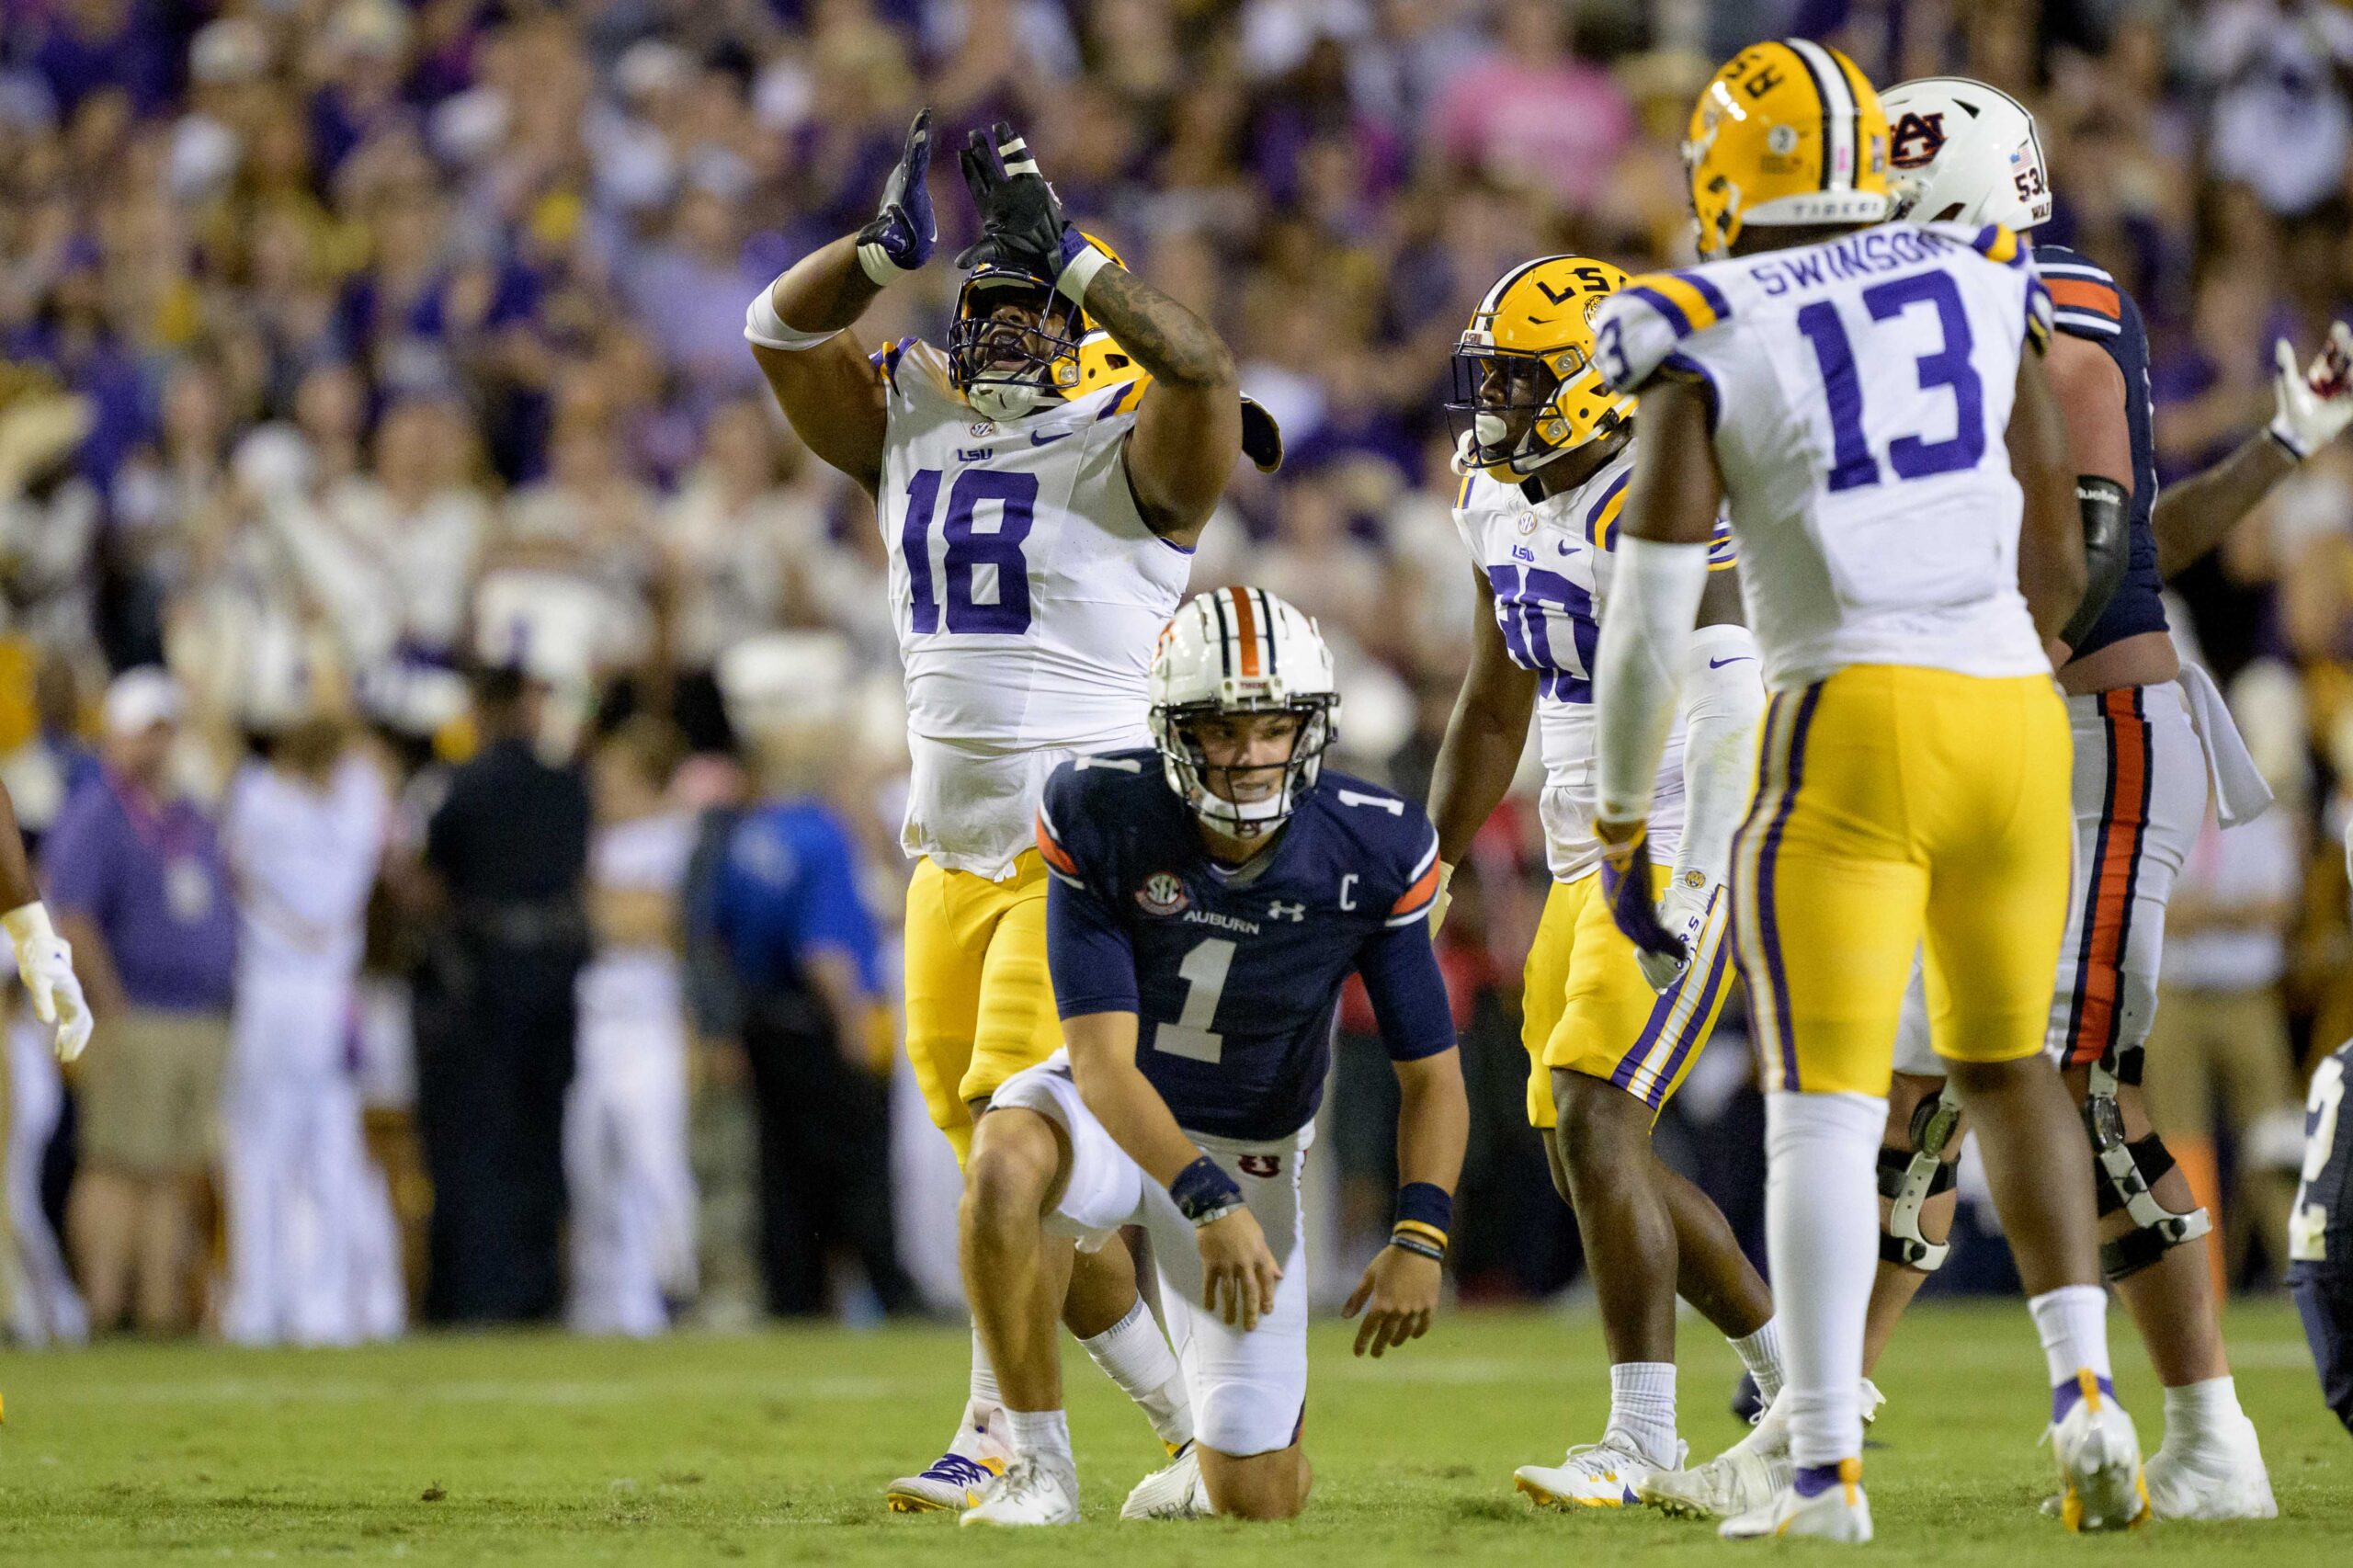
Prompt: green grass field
<box><xmin>0</xmin><ymin>1300</ymin><xmax>2345</xmax><ymax>1564</ymax></box>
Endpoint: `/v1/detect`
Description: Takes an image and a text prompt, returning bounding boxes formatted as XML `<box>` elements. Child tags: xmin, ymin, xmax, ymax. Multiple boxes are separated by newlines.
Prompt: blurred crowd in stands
<box><xmin>3</xmin><ymin>0</ymin><xmax>2351</xmax><ymax>1342</ymax></box>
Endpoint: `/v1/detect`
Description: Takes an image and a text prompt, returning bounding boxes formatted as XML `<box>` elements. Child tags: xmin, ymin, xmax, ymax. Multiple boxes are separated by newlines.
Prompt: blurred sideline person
<box><xmin>961</xmin><ymin>590</ymin><xmax>1465</xmax><ymax>1526</ymax></box>
<box><xmin>415</xmin><ymin>665</ymin><xmax>590</xmax><ymax>1323</ymax></box>
<box><xmin>565</xmin><ymin>717</ymin><xmax>699</xmax><ymax>1336</ymax></box>
<box><xmin>747</xmin><ymin>111</ymin><xmax>1278</xmax><ymax>1507</ymax></box>
<box><xmin>218</xmin><ymin>690</ymin><xmax>392</xmax><ymax>1346</ymax></box>
<box><xmin>1428</xmin><ymin>256</ymin><xmax>1785</xmax><ymax>1506</ymax></box>
<box><xmin>1589</xmin><ymin>41</ymin><xmax>2138</xmax><ymax>1540</ymax></box>
<box><xmin>51</xmin><ymin>667</ymin><xmax>231</xmax><ymax>1335</ymax></box>
<box><xmin>2291</xmin><ymin>821</ymin><xmax>2353</xmax><ymax>1437</ymax></box>
<box><xmin>709</xmin><ymin>633</ymin><xmax>910</xmax><ymax>1318</ymax></box>
<box><xmin>1845</xmin><ymin>74</ymin><xmax>2353</xmax><ymax>1521</ymax></box>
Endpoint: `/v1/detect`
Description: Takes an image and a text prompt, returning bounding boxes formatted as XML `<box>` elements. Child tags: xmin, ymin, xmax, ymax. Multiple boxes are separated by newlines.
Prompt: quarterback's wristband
<box><xmin>1056</xmin><ymin>244</ymin><xmax>1115</xmax><ymax>308</ymax></box>
<box><xmin>1170</xmin><ymin>1154</ymin><xmax>1245</xmax><ymax>1225</ymax></box>
<box><xmin>1389</xmin><ymin>1233</ymin><xmax>1446</xmax><ymax>1264</ymax></box>
<box><xmin>1392</xmin><ymin>1181</ymin><xmax>1452</xmax><ymax>1239</ymax></box>
<box><xmin>744</xmin><ymin>282</ymin><xmax>843</xmax><ymax>352</ymax></box>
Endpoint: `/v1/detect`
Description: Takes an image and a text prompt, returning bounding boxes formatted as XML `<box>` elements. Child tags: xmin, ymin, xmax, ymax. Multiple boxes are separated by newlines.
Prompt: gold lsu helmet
<box><xmin>1686</xmin><ymin>39</ymin><xmax>1891</xmax><ymax>258</ymax></box>
<box><xmin>1447</xmin><ymin>256</ymin><xmax>1635</xmax><ymax>476</ymax></box>
<box><xmin>949</xmin><ymin>229</ymin><xmax>1132</xmax><ymax>421</ymax></box>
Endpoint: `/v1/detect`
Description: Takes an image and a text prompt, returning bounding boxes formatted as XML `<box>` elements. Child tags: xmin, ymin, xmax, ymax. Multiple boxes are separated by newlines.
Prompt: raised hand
<box><xmin>854</xmin><ymin>109</ymin><xmax>937</xmax><ymax>285</ymax></box>
<box><xmin>953</xmin><ymin>120</ymin><xmax>1086</xmax><ymax>283</ymax></box>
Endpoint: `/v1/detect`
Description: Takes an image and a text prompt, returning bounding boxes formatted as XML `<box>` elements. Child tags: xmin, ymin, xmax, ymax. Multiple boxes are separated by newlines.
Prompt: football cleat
<box><xmin>1514</xmin><ymin>1437</ymin><xmax>1684</xmax><ymax>1509</ymax></box>
<box><xmin>2047</xmin><ymin>1371</ymin><xmax>2150</xmax><ymax>1532</ymax></box>
<box><xmin>1121</xmin><ymin>1440</ymin><xmax>1212</xmax><ymax>1520</ymax></box>
<box><xmin>1643</xmin><ymin>1380</ymin><xmax>1886</xmax><ymax>1521</ymax></box>
<box><xmin>885</xmin><ymin>1449</ymin><xmax>1006</xmax><ymax>1514</ymax></box>
<box><xmin>2146</xmin><ymin>1415</ymin><xmax>2277</xmax><ymax>1521</ymax></box>
<box><xmin>1719</xmin><ymin>1461</ymin><xmax>1872</xmax><ymax>1542</ymax></box>
<box><xmin>960</xmin><ymin>1453</ymin><xmax>1080</xmax><ymax>1528</ymax></box>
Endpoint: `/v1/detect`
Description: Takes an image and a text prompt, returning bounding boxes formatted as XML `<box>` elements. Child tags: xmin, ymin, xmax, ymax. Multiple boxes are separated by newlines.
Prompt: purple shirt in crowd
<box><xmin>42</xmin><ymin>768</ymin><xmax>237</xmax><ymax>1012</ymax></box>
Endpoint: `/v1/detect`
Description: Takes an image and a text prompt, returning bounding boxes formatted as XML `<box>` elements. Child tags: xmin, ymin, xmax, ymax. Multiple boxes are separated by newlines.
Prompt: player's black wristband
<box><xmin>1393</xmin><ymin>1182</ymin><xmax>1453</xmax><ymax>1235</ymax></box>
<box><xmin>1388</xmin><ymin>1233</ymin><xmax>1446</xmax><ymax>1265</ymax></box>
<box><xmin>1170</xmin><ymin>1155</ymin><xmax>1244</xmax><ymax>1225</ymax></box>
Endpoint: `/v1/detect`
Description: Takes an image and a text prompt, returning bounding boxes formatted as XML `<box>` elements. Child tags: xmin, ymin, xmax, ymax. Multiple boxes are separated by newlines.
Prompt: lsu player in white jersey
<box><xmin>747</xmin><ymin>111</ymin><xmax>1279</xmax><ymax>1513</ymax></box>
<box><xmin>1427</xmin><ymin>256</ymin><xmax>1794</xmax><ymax>1506</ymax></box>
<box><xmin>1829</xmin><ymin>77</ymin><xmax>2353</xmax><ymax>1524</ymax></box>
<box><xmin>1584</xmin><ymin>40</ymin><xmax>2144</xmax><ymax>1542</ymax></box>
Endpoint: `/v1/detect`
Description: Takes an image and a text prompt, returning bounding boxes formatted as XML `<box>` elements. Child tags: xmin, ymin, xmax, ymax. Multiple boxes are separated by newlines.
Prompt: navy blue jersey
<box><xmin>1037</xmin><ymin>750</ymin><xmax>1454</xmax><ymax>1142</ymax></box>
<box><xmin>2292</xmin><ymin>1040</ymin><xmax>2353</xmax><ymax>1276</ymax></box>
<box><xmin>2037</xmin><ymin>243</ymin><xmax>2166</xmax><ymax>660</ymax></box>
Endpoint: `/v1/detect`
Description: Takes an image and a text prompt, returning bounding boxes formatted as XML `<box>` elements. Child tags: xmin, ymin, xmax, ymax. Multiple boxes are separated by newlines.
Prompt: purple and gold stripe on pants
<box><xmin>1608</xmin><ymin>886</ymin><xmax>1733</xmax><ymax>1109</ymax></box>
<box><xmin>1733</xmin><ymin>683</ymin><xmax>1824</xmax><ymax>1093</ymax></box>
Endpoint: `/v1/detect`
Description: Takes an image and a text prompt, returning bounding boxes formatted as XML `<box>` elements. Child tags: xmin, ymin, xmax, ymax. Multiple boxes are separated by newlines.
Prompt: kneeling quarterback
<box><xmin>958</xmin><ymin>587</ymin><xmax>1469</xmax><ymax>1525</ymax></box>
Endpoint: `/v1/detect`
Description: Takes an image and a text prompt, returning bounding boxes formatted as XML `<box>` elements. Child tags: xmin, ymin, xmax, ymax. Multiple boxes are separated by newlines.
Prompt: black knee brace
<box><xmin>1878</xmin><ymin>1088</ymin><xmax>1963</xmax><ymax>1271</ymax></box>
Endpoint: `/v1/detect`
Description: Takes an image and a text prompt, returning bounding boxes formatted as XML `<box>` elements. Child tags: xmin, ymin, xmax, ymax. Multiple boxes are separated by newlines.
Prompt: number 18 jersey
<box><xmin>874</xmin><ymin>339</ymin><xmax>1192</xmax><ymax>879</ymax></box>
<box><xmin>1594</xmin><ymin>222</ymin><xmax>2055</xmax><ymax>691</ymax></box>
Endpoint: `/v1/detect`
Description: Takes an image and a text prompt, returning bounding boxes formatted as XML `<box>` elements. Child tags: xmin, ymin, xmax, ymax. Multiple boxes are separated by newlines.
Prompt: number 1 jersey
<box><xmin>1594</xmin><ymin>222</ymin><xmax>2055</xmax><ymax>691</ymax></box>
<box><xmin>875</xmin><ymin>339</ymin><xmax>1193</xmax><ymax>878</ymax></box>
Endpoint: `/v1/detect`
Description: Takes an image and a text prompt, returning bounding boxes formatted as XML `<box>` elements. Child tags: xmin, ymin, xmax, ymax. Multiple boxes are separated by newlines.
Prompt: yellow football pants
<box><xmin>1733</xmin><ymin>665</ymin><xmax>2074</xmax><ymax>1096</ymax></box>
<box><xmin>1521</xmin><ymin>864</ymin><xmax>1736</xmax><ymax>1128</ymax></box>
<box><xmin>903</xmin><ymin>852</ymin><xmax>1063</xmax><ymax>1166</ymax></box>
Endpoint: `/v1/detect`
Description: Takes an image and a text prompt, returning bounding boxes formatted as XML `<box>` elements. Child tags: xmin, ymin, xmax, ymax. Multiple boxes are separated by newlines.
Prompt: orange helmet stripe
<box><xmin>1227</xmin><ymin>585</ymin><xmax>1262</xmax><ymax>677</ymax></box>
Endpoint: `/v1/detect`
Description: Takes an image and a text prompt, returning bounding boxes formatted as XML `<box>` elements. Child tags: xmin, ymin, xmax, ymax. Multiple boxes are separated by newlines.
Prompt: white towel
<box><xmin>2176</xmin><ymin>663</ymin><xmax>2272</xmax><ymax>828</ymax></box>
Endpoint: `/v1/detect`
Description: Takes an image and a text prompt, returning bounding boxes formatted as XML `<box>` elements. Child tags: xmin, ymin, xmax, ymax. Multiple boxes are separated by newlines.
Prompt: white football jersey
<box><xmin>1594</xmin><ymin>222</ymin><xmax>2056</xmax><ymax>691</ymax></box>
<box><xmin>1453</xmin><ymin>452</ymin><xmax>1734</xmax><ymax>882</ymax></box>
<box><xmin>875</xmin><ymin>340</ymin><xmax>1191</xmax><ymax>878</ymax></box>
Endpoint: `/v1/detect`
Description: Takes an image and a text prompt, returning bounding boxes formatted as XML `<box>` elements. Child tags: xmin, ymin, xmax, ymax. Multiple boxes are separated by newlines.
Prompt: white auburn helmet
<box><xmin>1881</xmin><ymin>76</ymin><xmax>2052</xmax><ymax>233</ymax></box>
<box><xmin>1148</xmin><ymin>586</ymin><xmax>1339</xmax><ymax>837</ymax></box>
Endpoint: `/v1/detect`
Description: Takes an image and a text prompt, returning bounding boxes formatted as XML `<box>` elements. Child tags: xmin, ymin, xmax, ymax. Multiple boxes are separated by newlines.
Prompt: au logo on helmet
<box><xmin>1890</xmin><ymin>111</ymin><xmax>1949</xmax><ymax>169</ymax></box>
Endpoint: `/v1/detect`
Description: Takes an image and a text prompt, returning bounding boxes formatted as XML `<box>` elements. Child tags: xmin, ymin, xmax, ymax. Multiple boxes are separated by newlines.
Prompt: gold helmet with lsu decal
<box><xmin>1446</xmin><ymin>256</ymin><xmax>1636</xmax><ymax>477</ymax></box>
<box><xmin>948</xmin><ymin>229</ymin><xmax>1132</xmax><ymax>421</ymax></box>
<box><xmin>1685</xmin><ymin>39</ymin><xmax>1891</xmax><ymax>258</ymax></box>
<box><xmin>946</xmin><ymin>232</ymin><xmax>1285</xmax><ymax>472</ymax></box>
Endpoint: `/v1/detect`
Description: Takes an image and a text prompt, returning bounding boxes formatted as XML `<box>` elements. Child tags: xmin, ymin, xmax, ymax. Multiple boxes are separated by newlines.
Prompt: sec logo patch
<box><xmin>1238</xmin><ymin>1154</ymin><xmax>1280</xmax><ymax>1178</ymax></box>
<box><xmin>1134</xmin><ymin>872</ymin><xmax>1189</xmax><ymax>916</ymax></box>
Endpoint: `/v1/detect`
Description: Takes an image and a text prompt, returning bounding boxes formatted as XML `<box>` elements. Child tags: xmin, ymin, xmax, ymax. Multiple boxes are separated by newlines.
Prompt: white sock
<box><xmin>2027</xmin><ymin>1283</ymin><xmax>2113</xmax><ymax>1391</ymax></box>
<box><xmin>949</xmin><ymin>1326</ymin><xmax>1005</xmax><ymax>1458</ymax></box>
<box><xmin>1606</xmin><ymin>1361</ymin><xmax>1679</xmax><ymax>1468</ymax></box>
<box><xmin>1081</xmin><ymin>1296</ymin><xmax>1195</xmax><ymax>1448</ymax></box>
<box><xmin>1006</xmin><ymin>1407</ymin><xmax>1074</xmax><ymax>1462</ymax></box>
<box><xmin>1764</xmin><ymin>1090</ymin><xmax>1886</xmax><ymax>1470</ymax></box>
<box><xmin>1730</xmin><ymin>1317</ymin><xmax>1786</xmax><ymax>1408</ymax></box>
<box><xmin>971</xmin><ymin>1324</ymin><xmax>1003</xmax><ymax>1411</ymax></box>
<box><xmin>2162</xmin><ymin>1376</ymin><xmax>2244</xmax><ymax>1445</ymax></box>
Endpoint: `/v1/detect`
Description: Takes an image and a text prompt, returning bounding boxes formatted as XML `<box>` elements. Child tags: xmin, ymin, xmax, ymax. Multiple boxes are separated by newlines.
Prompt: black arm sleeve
<box><xmin>2061</xmin><ymin>476</ymin><xmax>2130</xmax><ymax>650</ymax></box>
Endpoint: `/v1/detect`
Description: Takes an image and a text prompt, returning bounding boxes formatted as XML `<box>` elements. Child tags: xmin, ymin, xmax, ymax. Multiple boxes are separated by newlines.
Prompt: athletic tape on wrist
<box><xmin>857</xmin><ymin>240</ymin><xmax>904</xmax><ymax>289</ymax></box>
<box><xmin>1056</xmin><ymin>245</ymin><xmax>1113</xmax><ymax>308</ymax></box>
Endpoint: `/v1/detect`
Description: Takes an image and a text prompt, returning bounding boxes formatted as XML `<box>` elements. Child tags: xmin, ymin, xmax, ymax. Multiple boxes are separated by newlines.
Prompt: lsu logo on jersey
<box><xmin>1890</xmin><ymin>111</ymin><xmax>1949</xmax><ymax>169</ymax></box>
<box><xmin>1135</xmin><ymin>872</ymin><xmax>1189</xmax><ymax>916</ymax></box>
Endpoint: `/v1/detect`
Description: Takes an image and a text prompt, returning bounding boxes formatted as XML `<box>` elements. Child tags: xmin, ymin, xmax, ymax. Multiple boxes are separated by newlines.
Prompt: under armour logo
<box><xmin>1268</xmin><ymin>901</ymin><xmax>1306</xmax><ymax>923</ymax></box>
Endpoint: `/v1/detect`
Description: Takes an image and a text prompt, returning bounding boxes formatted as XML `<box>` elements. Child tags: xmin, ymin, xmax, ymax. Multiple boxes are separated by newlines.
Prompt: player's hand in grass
<box><xmin>1196</xmin><ymin>1206</ymin><xmax>1281</xmax><ymax>1331</ymax></box>
<box><xmin>1343</xmin><ymin>1245</ymin><xmax>1438</xmax><ymax>1358</ymax></box>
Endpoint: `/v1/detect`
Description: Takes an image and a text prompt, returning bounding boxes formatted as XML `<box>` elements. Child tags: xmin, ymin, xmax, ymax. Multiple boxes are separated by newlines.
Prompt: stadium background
<box><xmin>0</xmin><ymin>0</ymin><xmax>2347</xmax><ymax>1347</ymax></box>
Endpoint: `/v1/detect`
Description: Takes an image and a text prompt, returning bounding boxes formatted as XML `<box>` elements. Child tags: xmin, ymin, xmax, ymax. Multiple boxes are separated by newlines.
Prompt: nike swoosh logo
<box><xmin>1032</xmin><ymin>429</ymin><xmax>1074</xmax><ymax>446</ymax></box>
<box><xmin>1708</xmin><ymin>656</ymin><xmax>1754</xmax><ymax>669</ymax></box>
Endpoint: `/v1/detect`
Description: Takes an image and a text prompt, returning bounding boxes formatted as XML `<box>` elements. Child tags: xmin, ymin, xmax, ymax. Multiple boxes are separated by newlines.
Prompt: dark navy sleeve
<box><xmin>1354</xmin><ymin>919</ymin><xmax>1457</xmax><ymax>1062</ymax></box>
<box><xmin>1038</xmin><ymin>765</ymin><xmax>1140</xmax><ymax>1017</ymax></box>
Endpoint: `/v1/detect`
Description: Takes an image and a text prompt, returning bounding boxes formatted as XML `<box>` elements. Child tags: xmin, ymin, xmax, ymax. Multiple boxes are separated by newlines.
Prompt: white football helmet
<box><xmin>1148</xmin><ymin>586</ymin><xmax>1339</xmax><ymax>837</ymax></box>
<box><xmin>1881</xmin><ymin>76</ymin><xmax>2052</xmax><ymax>233</ymax></box>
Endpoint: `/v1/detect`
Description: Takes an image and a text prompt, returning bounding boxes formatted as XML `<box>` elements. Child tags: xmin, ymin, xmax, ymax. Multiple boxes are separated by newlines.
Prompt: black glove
<box><xmin>854</xmin><ymin>109</ymin><xmax>936</xmax><ymax>281</ymax></box>
<box><xmin>953</xmin><ymin>120</ymin><xmax>1088</xmax><ymax>283</ymax></box>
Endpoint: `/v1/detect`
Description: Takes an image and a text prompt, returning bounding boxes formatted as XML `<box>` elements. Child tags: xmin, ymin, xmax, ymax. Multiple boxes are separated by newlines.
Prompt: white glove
<box><xmin>2268</xmin><ymin>322</ymin><xmax>2353</xmax><ymax>460</ymax></box>
<box><xmin>4</xmin><ymin>901</ymin><xmax>91</xmax><ymax>1062</ymax></box>
<box><xmin>1634</xmin><ymin>871</ymin><xmax>1717</xmax><ymax>993</ymax></box>
<box><xmin>1429</xmin><ymin>862</ymin><xmax>1455</xmax><ymax>935</ymax></box>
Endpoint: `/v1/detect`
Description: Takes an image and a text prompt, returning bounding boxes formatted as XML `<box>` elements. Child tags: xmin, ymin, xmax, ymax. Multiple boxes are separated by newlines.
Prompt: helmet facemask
<box><xmin>1446</xmin><ymin>343</ymin><xmax>1623</xmax><ymax>476</ymax></box>
<box><xmin>1151</xmin><ymin>695</ymin><xmax>1339</xmax><ymax>839</ymax></box>
<box><xmin>949</xmin><ymin>270</ymin><xmax>1086</xmax><ymax>421</ymax></box>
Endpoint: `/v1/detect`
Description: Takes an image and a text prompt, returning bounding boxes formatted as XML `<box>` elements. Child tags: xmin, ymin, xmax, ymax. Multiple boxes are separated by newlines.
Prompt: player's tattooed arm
<box><xmin>1428</xmin><ymin>569</ymin><xmax>1538</xmax><ymax>867</ymax></box>
<box><xmin>2008</xmin><ymin>348</ymin><xmax>2089</xmax><ymax>646</ymax></box>
<box><xmin>1088</xmin><ymin>263</ymin><xmax>1244</xmax><ymax>547</ymax></box>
